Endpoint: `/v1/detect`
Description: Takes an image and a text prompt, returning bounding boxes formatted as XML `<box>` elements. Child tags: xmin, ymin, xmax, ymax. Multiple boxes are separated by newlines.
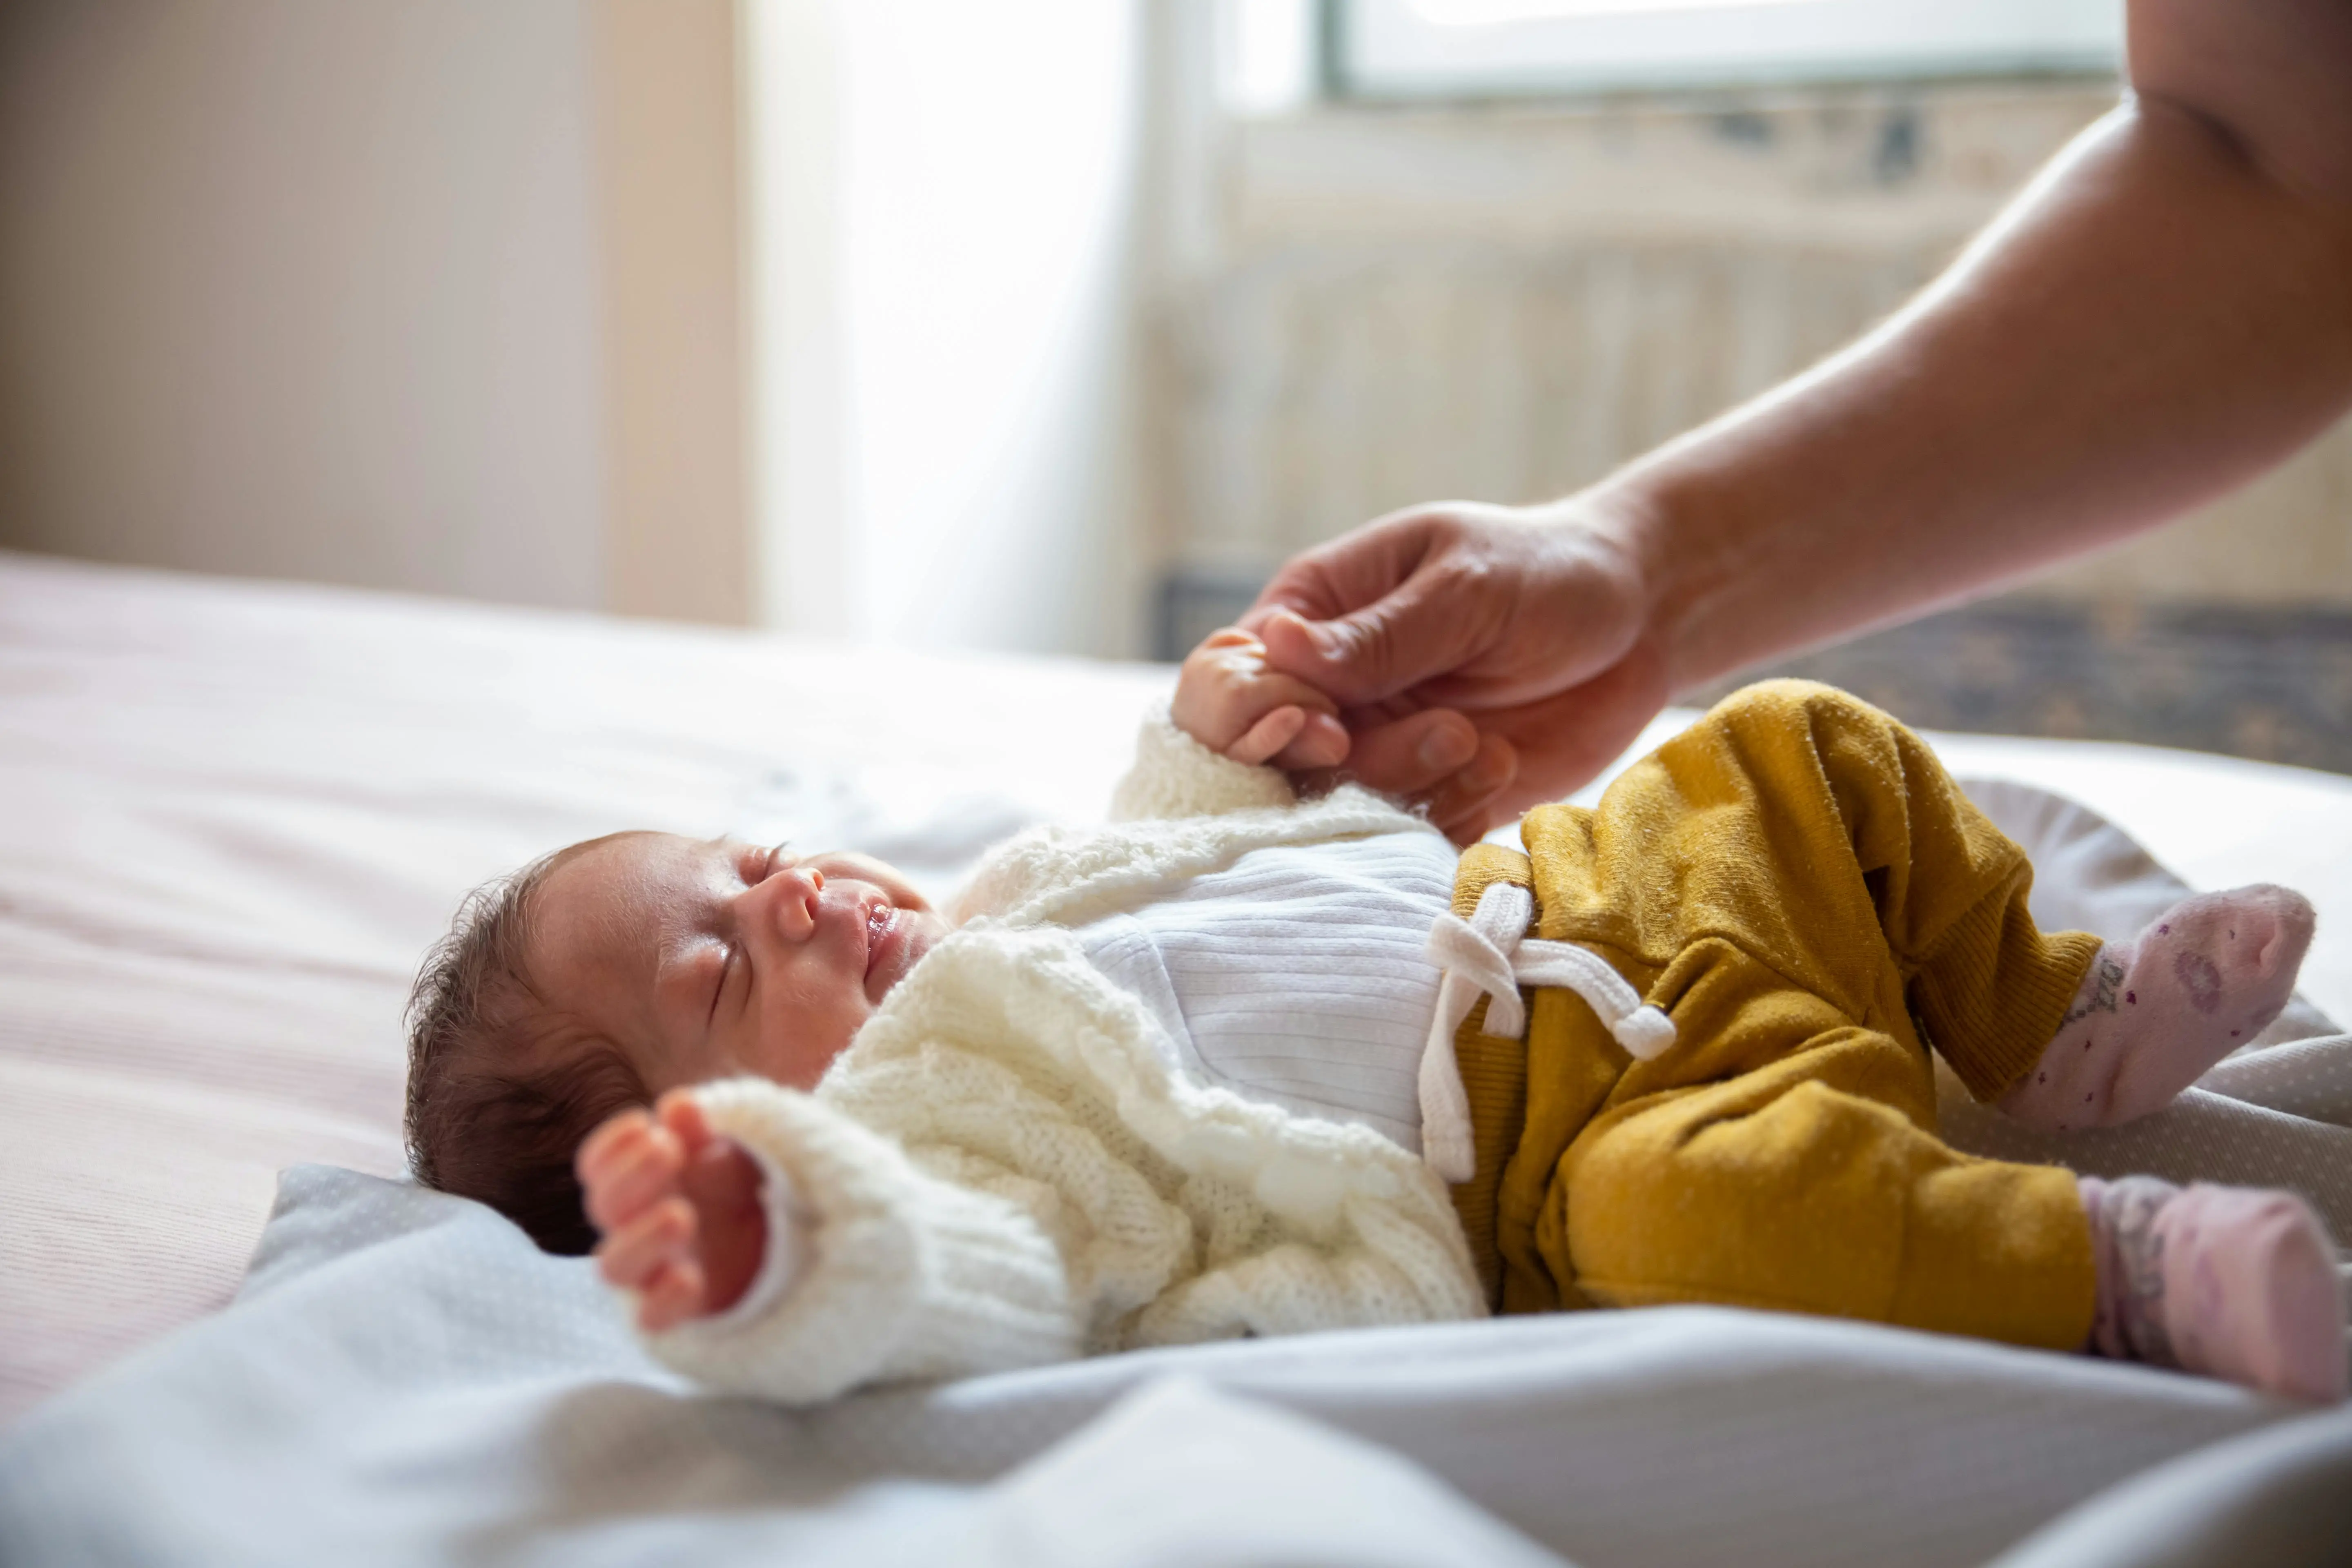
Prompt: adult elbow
<box><xmin>2127</xmin><ymin>0</ymin><xmax>2352</xmax><ymax>212</ymax></box>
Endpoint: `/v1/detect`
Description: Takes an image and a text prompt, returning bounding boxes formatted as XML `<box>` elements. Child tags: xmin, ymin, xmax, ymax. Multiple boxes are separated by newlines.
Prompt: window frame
<box><xmin>1323</xmin><ymin>0</ymin><xmax>2126</xmax><ymax>101</ymax></box>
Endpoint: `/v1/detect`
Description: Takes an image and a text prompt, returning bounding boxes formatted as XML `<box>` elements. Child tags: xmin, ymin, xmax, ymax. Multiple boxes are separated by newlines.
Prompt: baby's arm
<box><xmin>579</xmin><ymin>1076</ymin><xmax>1084</xmax><ymax>1404</ymax></box>
<box><xmin>579</xmin><ymin>1093</ymin><xmax>775</xmax><ymax>1332</ymax></box>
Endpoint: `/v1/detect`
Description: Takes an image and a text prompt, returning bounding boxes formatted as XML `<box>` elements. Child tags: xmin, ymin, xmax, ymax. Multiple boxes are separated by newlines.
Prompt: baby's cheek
<box><xmin>749</xmin><ymin>993</ymin><xmax>864</xmax><ymax>1091</ymax></box>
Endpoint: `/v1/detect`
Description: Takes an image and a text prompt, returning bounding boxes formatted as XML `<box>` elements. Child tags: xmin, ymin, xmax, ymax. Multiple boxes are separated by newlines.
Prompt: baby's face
<box><xmin>527</xmin><ymin>833</ymin><xmax>949</xmax><ymax>1095</ymax></box>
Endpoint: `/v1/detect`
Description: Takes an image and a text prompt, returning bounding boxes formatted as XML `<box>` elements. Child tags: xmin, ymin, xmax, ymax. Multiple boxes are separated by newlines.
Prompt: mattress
<box><xmin>2</xmin><ymin>550</ymin><xmax>2348</xmax><ymax>1567</ymax></box>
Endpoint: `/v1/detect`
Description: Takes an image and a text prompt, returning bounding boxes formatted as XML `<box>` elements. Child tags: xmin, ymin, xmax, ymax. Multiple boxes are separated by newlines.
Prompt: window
<box><xmin>1328</xmin><ymin>0</ymin><xmax>2124</xmax><ymax>100</ymax></box>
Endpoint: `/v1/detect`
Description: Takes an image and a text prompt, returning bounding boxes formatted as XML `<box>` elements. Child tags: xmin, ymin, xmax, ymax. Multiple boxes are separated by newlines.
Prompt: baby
<box><xmin>406</xmin><ymin>633</ymin><xmax>2348</xmax><ymax>1405</ymax></box>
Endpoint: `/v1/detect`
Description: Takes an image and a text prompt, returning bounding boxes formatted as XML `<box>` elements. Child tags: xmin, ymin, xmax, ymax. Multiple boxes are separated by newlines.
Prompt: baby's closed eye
<box><xmin>707</xmin><ymin>944</ymin><xmax>736</xmax><ymax>1022</ymax></box>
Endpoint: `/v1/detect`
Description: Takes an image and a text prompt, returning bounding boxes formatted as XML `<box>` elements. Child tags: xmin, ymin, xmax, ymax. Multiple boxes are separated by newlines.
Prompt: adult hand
<box><xmin>1243</xmin><ymin>498</ymin><xmax>1672</xmax><ymax>841</ymax></box>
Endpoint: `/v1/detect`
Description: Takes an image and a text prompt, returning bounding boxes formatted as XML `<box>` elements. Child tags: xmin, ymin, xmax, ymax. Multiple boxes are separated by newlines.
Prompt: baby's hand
<box><xmin>1172</xmin><ymin>627</ymin><xmax>1351</xmax><ymax>768</ymax></box>
<box><xmin>578</xmin><ymin>1090</ymin><xmax>767</xmax><ymax>1332</ymax></box>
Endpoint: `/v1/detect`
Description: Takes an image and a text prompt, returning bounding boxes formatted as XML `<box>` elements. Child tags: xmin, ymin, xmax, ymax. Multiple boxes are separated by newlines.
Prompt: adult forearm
<box><xmin>1597</xmin><ymin>59</ymin><xmax>2352</xmax><ymax>693</ymax></box>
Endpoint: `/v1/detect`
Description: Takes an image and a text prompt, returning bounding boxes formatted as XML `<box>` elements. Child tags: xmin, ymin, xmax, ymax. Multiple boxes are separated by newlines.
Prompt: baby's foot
<box><xmin>2000</xmin><ymin>886</ymin><xmax>2313</xmax><ymax>1129</ymax></box>
<box><xmin>2080</xmin><ymin>1176</ymin><xmax>2346</xmax><ymax>1403</ymax></box>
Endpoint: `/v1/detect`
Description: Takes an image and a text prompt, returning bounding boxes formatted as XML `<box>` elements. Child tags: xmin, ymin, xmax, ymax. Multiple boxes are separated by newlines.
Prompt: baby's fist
<box><xmin>1172</xmin><ymin>628</ymin><xmax>1350</xmax><ymax>768</ymax></box>
<box><xmin>578</xmin><ymin>1090</ymin><xmax>768</xmax><ymax>1332</ymax></box>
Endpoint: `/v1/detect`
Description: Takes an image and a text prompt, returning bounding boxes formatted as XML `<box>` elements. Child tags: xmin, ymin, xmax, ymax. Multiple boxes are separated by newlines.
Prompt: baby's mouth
<box><xmin>864</xmin><ymin>902</ymin><xmax>904</xmax><ymax>993</ymax></box>
<box><xmin>861</xmin><ymin>898</ymin><xmax>935</xmax><ymax>1003</ymax></box>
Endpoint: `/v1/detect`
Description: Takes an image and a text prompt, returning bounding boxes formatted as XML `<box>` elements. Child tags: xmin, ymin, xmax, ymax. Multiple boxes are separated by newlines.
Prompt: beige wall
<box><xmin>0</xmin><ymin>0</ymin><xmax>754</xmax><ymax>621</ymax></box>
<box><xmin>592</xmin><ymin>0</ymin><xmax>751</xmax><ymax>625</ymax></box>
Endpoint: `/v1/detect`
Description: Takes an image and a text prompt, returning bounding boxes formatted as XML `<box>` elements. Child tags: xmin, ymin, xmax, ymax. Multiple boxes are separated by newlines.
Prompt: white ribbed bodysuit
<box><xmin>1073</xmin><ymin>828</ymin><xmax>1455</xmax><ymax>1155</ymax></box>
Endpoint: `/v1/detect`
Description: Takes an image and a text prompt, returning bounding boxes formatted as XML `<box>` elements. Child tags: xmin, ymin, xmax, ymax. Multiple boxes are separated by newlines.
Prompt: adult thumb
<box><xmin>1258</xmin><ymin>587</ymin><xmax>1470</xmax><ymax>706</ymax></box>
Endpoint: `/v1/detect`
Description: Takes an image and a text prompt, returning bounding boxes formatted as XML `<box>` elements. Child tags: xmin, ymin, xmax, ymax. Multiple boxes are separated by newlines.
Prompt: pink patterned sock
<box><xmin>2002</xmin><ymin>886</ymin><xmax>2313</xmax><ymax>1129</ymax></box>
<box><xmin>2080</xmin><ymin>1176</ymin><xmax>2347</xmax><ymax>1403</ymax></box>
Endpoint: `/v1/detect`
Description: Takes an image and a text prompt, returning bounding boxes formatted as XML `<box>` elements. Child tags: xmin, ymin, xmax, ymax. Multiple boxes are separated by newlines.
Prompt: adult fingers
<box><xmin>1419</xmin><ymin>733</ymin><xmax>1521</xmax><ymax>845</ymax></box>
<box><xmin>1246</xmin><ymin>510</ymin><xmax>1434</xmax><ymax>628</ymax></box>
<box><xmin>1250</xmin><ymin>508</ymin><xmax>1504</xmax><ymax>707</ymax></box>
<box><xmin>1325</xmin><ymin>707</ymin><xmax>1483</xmax><ymax>799</ymax></box>
<box><xmin>1476</xmin><ymin>639</ymin><xmax>1673</xmax><ymax>811</ymax></box>
<box><xmin>1257</xmin><ymin>580</ymin><xmax>1490</xmax><ymax>710</ymax></box>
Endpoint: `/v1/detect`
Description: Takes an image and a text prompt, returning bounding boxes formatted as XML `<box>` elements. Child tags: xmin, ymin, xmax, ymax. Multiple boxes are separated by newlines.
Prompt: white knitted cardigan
<box><xmin>645</xmin><ymin>717</ymin><xmax>1489</xmax><ymax>1404</ymax></box>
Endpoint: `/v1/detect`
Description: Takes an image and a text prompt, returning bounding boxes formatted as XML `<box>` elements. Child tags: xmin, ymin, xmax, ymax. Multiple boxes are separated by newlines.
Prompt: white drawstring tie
<box><xmin>1418</xmin><ymin>881</ymin><xmax>1677</xmax><ymax>1183</ymax></box>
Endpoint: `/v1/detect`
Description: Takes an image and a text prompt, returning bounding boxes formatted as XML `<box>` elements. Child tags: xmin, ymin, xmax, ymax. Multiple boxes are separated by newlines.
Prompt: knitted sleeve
<box><xmin>636</xmin><ymin>1076</ymin><xmax>1084</xmax><ymax>1405</ymax></box>
<box><xmin>1108</xmin><ymin>710</ymin><xmax>1297</xmax><ymax>821</ymax></box>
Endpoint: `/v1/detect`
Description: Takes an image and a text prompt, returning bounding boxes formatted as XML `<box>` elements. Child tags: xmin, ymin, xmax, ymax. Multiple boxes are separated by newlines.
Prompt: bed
<box><xmin>1</xmin><ymin>549</ymin><xmax>2347</xmax><ymax>1566</ymax></box>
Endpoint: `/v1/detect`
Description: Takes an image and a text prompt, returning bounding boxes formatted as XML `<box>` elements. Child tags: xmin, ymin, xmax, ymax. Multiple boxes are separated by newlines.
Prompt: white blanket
<box><xmin>3</xmin><ymin>1139</ymin><xmax>2348</xmax><ymax>1568</ymax></box>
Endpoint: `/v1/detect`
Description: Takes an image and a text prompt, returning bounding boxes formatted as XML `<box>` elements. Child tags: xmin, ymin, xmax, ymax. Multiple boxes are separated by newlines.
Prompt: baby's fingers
<box><xmin>595</xmin><ymin>1194</ymin><xmax>695</xmax><ymax>1291</ymax></box>
<box><xmin>576</xmin><ymin>1106</ymin><xmax>657</xmax><ymax>1186</ymax></box>
<box><xmin>1270</xmin><ymin>710</ymin><xmax>1350</xmax><ymax>771</ymax></box>
<box><xmin>1228</xmin><ymin>705</ymin><xmax>1307</xmax><ymax>766</ymax></box>
<box><xmin>656</xmin><ymin>1088</ymin><xmax>714</xmax><ymax>1158</ymax></box>
<box><xmin>634</xmin><ymin>1258</ymin><xmax>710</xmax><ymax>1333</ymax></box>
<box><xmin>581</xmin><ymin>1121</ymin><xmax>686</xmax><ymax>1234</ymax></box>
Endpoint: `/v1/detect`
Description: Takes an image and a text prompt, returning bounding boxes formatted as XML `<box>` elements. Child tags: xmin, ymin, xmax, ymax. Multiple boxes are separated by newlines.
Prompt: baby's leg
<box><xmin>2081</xmin><ymin>1175</ymin><xmax>2345</xmax><ymax>1402</ymax></box>
<box><xmin>1999</xmin><ymin>888</ymin><xmax>2314</xmax><ymax>1129</ymax></box>
<box><xmin>1587</xmin><ymin>681</ymin><xmax>2106</xmax><ymax>1107</ymax></box>
<box><xmin>1563</xmin><ymin>1051</ymin><xmax>2346</xmax><ymax>1399</ymax></box>
<box><xmin>1563</xmin><ymin>1036</ymin><xmax>2097</xmax><ymax>1352</ymax></box>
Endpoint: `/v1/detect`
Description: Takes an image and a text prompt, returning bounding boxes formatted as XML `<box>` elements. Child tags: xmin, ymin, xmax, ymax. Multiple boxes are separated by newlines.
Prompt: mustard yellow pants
<box><xmin>1449</xmin><ymin>680</ymin><xmax>2102</xmax><ymax>1351</ymax></box>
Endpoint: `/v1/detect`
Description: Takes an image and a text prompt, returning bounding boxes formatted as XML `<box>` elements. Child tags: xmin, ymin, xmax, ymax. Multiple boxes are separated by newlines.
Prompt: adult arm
<box><xmin>1252</xmin><ymin>0</ymin><xmax>2352</xmax><ymax>838</ymax></box>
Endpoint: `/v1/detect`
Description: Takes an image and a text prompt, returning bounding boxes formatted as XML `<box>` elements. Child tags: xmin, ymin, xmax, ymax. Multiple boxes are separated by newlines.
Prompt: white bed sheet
<box><xmin>4</xmin><ymin>551</ymin><xmax>2351</xmax><ymax>1566</ymax></box>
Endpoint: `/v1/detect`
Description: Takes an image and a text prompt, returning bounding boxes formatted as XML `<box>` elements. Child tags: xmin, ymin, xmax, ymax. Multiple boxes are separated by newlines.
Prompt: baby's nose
<box><xmin>746</xmin><ymin>864</ymin><xmax>823</xmax><ymax>941</ymax></box>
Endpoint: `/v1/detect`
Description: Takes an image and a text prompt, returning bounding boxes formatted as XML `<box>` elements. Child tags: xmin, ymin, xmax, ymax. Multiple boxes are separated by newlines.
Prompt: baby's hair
<box><xmin>404</xmin><ymin>842</ymin><xmax>649</xmax><ymax>1256</ymax></box>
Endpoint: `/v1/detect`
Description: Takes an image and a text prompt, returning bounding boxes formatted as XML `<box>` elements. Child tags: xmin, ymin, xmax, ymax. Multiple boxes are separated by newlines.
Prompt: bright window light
<box><xmin>1412</xmin><ymin>0</ymin><xmax>1815</xmax><ymax>21</ymax></box>
<box><xmin>1337</xmin><ymin>0</ymin><xmax>2125</xmax><ymax>98</ymax></box>
<box><xmin>1221</xmin><ymin>0</ymin><xmax>1319</xmax><ymax>115</ymax></box>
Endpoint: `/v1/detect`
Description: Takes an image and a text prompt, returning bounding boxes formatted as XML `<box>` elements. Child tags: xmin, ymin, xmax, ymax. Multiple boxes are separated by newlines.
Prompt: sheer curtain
<box><xmin>744</xmin><ymin>0</ymin><xmax>1149</xmax><ymax>657</ymax></box>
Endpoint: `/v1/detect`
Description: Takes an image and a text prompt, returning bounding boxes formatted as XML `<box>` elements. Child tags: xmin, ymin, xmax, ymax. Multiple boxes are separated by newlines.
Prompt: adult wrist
<box><xmin>1535</xmin><ymin>476</ymin><xmax>1691</xmax><ymax>688</ymax></box>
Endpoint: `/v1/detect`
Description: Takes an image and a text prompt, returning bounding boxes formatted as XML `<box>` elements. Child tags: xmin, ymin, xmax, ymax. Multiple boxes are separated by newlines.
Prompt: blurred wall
<box><xmin>0</xmin><ymin>0</ymin><xmax>754</xmax><ymax>623</ymax></box>
<box><xmin>595</xmin><ymin>0</ymin><xmax>750</xmax><ymax>625</ymax></box>
<box><xmin>0</xmin><ymin>0</ymin><xmax>607</xmax><ymax>609</ymax></box>
<box><xmin>743</xmin><ymin>0</ymin><xmax>1149</xmax><ymax>657</ymax></box>
<box><xmin>13</xmin><ymin>7</ymin><xmax>2337</xmax><ymax>658</ymax></box>
<box><xmin>0</xmin><ymin>0</ymin><xmax>1145</xmax><ymax>649</ymax></box>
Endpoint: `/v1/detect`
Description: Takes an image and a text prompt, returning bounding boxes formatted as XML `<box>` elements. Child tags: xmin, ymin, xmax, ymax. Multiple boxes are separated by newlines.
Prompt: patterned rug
<box><xmin>1694</xmin><ymin>599</ymin><xmax>2352</xmax><ymax>777</ymax></box>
